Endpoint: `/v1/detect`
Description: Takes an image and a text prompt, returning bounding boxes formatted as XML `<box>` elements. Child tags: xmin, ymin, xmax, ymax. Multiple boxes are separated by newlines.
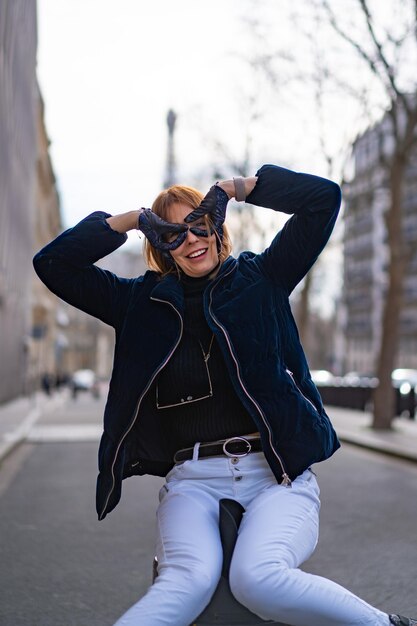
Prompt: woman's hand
<box><xmin>184</xmin><ymin>185</ymin><xmax>229</xmax><ymax>232</ymax></box>
<box><xmin>106</xmin><ymin>210</ymin><xmax>188</xmax><ymax>250</ymax></box>
<box><xmin>137</xmin><ymin>209</ymin><xmax>188</xmax><ymax>250</ymax></box>
<box><xmin>184</xmin><ymin>176</ymin><xmax>259</xmax><ymax>230</ymax></box>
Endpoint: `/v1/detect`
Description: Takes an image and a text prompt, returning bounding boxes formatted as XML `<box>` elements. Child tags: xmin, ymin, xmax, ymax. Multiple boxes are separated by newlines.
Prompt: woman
<box><xmin>33</xmin><ymin>164</ymin><xmax>414</xmax><ymax>626</ymax></box>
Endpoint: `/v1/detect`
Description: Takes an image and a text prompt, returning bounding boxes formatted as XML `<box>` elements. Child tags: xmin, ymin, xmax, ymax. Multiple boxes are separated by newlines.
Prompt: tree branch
<box><xmin>321</xmin><ymin>0</ymin><xmax>402</xmax><ymax>105</ymax></box>
<box><xmin>357</xmin><ymin>0</ymin><xmax>408</xmax><ymax>113</ymax></box>
<box><xmin>415</xmin><ymin>0</ymin><xmax>417</xmax><ymax>41</ymax></box>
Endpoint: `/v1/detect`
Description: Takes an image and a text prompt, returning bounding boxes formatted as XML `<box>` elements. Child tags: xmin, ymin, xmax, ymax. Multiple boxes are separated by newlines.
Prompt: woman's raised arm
<box><xmin>33</xmin><ymin>211</ymin><xmax>135</xmax><ymax>328</ymax></box>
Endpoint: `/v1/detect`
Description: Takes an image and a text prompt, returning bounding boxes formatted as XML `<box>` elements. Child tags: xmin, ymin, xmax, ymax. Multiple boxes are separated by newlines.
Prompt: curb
<box><xmin>0</xmin><ymin>390</ymin><xmax>69</xmax><ymax>464</ymax></box>
<box><xmin>336</xmin><ymin>430</ymin><xmax>417</xmax><ymax>464</ymax></box>
<box><xmin>327</xmin><ymin>405</ymin><xmax>417</xmax><ymax>465</ymax></box>
<box><xmin>0</xmin><ymin>407</ymin><xmax>41</xmax><ymax>463</ymax></box>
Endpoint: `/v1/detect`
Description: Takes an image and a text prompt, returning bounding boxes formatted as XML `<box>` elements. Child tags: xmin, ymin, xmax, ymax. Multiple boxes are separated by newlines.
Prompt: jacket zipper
<box><xmin>208</xmin><ymin>269</ymin><xmax>292</xmax><ymax>487</ymax></box>
<box><xmin>286</xmin><ymin>368</ymin><xmax>319</xmax><ymax>414</ymax></box>
<box><xmin>99</xmin><ymin>297</ymin><xmax>183</xmax><ymax>520</ymax></box>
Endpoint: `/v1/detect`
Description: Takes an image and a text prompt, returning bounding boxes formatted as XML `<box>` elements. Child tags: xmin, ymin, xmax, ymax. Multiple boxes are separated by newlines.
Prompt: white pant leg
<box><xmin>113</xmin><ymin>464</ymin><xmax>223</xmax><ymax>626</ymax></box>
<box><xmin>230</xmin><ymin>469</ymin><xmax>390</xmax><ymax>626</ymax></box>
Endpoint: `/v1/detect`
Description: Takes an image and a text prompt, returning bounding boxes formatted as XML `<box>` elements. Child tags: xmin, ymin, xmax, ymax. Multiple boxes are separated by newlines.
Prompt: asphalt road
<box><xmin>0</xmin><ymin>393</ymin><xmax>416</xmax><ymax>626</ymax></box>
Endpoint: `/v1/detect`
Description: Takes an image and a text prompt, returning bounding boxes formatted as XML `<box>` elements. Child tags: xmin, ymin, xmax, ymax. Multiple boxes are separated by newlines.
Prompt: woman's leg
<box><xmin>230</xmin><ymin>469</ymin><xmax>390</xmax><ymax>626</ymax></box>
<box><xmin>113</xmin><ymin>476</ymin><xmax>223</xmax><ymax>626</ymax></box>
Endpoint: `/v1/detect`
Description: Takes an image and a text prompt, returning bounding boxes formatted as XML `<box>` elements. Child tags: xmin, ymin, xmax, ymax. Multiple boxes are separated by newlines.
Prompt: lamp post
<box><xmin>164</xmin><ymin>109</ymin><xmax>177</xmax><ymax>188</ymax></box>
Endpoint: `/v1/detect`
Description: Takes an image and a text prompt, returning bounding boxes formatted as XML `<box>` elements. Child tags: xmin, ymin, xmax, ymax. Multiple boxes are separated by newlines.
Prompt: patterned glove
<box><xmin>137</xmin><ymin>209</ymin><xmax>188</xmax><ymax>251</ymax></box>
<box><xmin>184</xmin><ymin>185</ymin><xmax>229</xmax><ymax>241</ymax></box>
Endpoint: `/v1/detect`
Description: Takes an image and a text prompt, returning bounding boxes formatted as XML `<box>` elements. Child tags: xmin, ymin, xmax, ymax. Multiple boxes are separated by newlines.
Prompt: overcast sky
<box><xmin>37</xmin><ymin>1</ymin><xmax>266</xmax><ymax>225</ymax></box>
<box><xmin>37</xmin><ymin>0</ymin><xmax>399</xmax><ymax>227</ymax></box>
<box><xmin>36</xmin><ymin>0</ymin><xmax>362</xmax><ymax>313</ymax></box>
<box><xmin>37</xmin><ymin>1</ymin><xmax>346</xmax><ymax>223</ymax></box>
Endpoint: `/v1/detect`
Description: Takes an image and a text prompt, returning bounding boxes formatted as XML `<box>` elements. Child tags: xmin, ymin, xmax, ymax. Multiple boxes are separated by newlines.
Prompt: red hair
<box><xmin>143</xmin><ymin>184</ymin><xmax>232</xmax><ymax>275</ymax></box>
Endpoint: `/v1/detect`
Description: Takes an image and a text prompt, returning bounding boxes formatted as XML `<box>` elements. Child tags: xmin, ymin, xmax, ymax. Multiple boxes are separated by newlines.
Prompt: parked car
<box><xmin>341</xmin><ymin>371</ymin><xmax>379</xmax><ymax>387</ymax></box>
<box><xmin>391</xmin><ymin>368</ymin><xmax>417</xmax><ymax>395</ymax></box>
<box><xmin>71</xmin><ymin>369</ymin><xmax>100</xmax><ymax>398</ymax></box>
<box><xmin>310</xmin><ymin>370</ymin><xmax>335</xmax><ymax>386</ymax></box>
<box><xmin>314</xmin><ymin>368</ymin><xmax>416</xmax><ymax>417</ymax></box>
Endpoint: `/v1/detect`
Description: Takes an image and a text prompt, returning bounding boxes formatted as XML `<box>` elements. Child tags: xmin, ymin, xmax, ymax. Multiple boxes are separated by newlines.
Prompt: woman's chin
<box><xmin>180</xmin><ymin>258</ymin><xmax>218</xmax><ymax>278</ymax></box>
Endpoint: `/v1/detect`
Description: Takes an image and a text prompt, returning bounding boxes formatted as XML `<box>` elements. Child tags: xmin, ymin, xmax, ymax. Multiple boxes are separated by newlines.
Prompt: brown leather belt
<box><xmin>174</xmin><ymin>436</ymin><xmax>263</xmax><ymax>464</ymax></box>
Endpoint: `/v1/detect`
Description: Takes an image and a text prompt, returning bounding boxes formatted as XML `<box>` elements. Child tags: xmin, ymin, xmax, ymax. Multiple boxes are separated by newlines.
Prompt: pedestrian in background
<box><xmin>33</xmin><ymin>164</ymin><xmax>416</xmax><ymax>626</ymax></box>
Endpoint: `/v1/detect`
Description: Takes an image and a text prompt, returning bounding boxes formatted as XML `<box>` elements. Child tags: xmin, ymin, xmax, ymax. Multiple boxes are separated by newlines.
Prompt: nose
<box><xmin>185</xmin><ymin>227</ymin><xmax>199</xmax><ymax>243</ymax></box>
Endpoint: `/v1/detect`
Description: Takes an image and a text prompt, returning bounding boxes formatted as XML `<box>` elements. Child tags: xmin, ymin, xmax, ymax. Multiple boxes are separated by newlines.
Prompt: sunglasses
<box><xmin>162</xmin><ymin>216</ymin><xmax>213</xmax><ymax>245</ymax></box>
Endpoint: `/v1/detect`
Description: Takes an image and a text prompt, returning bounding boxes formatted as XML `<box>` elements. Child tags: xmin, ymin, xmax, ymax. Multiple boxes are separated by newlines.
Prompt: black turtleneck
<box><xmin>152</xmin><ymin>271</ymin><xmax>256</xmax><ymax>449</ymax></box>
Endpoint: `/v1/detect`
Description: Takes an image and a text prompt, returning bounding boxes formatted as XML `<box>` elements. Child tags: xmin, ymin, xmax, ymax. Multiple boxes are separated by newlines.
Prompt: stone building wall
<box><xmin>340</xmin><ymin>115</ymin><xmax>417</xmax><ymax>374</ymax></box>
<box><xmin>0</xmin><ymin>1</ymin><xmax>38</xmax><ymax>402</ymax></box>
<box><xmin>29</xmin><ymin>90</ymin><xmax>63</xmax><ymax>391</ymax></box>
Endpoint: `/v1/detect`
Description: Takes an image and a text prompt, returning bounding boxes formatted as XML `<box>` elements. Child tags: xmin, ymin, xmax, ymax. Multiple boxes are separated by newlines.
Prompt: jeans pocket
<box><xmin>294</xmin><ymin>470</ymin><xmax>321</xmax><ymax>503</ymax></box>
<box><xmin>165</xmin><ymin>461</ymin><xmax>187</xmax><ymax>482</ymax></box>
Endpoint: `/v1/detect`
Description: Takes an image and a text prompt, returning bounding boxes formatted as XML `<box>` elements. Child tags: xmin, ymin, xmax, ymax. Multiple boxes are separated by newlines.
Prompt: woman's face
<box><xmin>166</xmin><ymin>202</ymin><xmax>219</xmax><ymax>278</ymax></box>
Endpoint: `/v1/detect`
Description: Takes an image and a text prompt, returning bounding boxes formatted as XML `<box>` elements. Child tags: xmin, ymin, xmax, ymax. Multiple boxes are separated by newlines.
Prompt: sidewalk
<box><xmin>0</xmin><ymin>392</ymin><xmax>416</xmax><ymax>465</ymax></box>
<box><xmin>328</xmin><ymin>405</ymin><xmax>417</xmax><ymax>463</ymax></box>
<box><xmin>0</xmin><ymin>390</ymin><xmax>68</xmax><ymax>462</ymax></box>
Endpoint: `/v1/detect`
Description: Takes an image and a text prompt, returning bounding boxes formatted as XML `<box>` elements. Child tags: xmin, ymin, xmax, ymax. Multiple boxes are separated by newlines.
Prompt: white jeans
<box><xmin>114</xmin><ymin>450</ymin><xmax>389</xmax><ymax>626</ymax></box>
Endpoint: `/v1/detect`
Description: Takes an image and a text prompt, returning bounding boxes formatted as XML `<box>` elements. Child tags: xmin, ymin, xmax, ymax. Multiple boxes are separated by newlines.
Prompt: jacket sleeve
<box><xmin>33</xmin><ymin>211</ymin><xmax>134</xmax><ymax>328</ymax></box>
<box><xmin>245</xmin><ymin>164</ymin><xmax>341</xmax><ymax>294</ymax></box>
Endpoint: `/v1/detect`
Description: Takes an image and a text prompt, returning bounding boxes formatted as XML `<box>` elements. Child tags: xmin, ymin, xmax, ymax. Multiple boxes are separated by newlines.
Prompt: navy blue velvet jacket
<box><xmin>33</xmin><ymin>164</ymin><xmax>342</xmax><ymax>520</ymax></box>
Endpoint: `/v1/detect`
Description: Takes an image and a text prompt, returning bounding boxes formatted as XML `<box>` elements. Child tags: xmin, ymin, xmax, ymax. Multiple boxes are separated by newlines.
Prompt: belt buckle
<box><xmin>222</xmin><ymin>436</ymin><xmax>251</xmax><ymax>458</ymax></box>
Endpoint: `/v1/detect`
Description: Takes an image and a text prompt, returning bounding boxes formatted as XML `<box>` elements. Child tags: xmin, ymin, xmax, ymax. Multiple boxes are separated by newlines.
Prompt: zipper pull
<box><xmin>281</xmin><ymin>473</ymin><xmax>292</xmax><ymax>487</ymax></box>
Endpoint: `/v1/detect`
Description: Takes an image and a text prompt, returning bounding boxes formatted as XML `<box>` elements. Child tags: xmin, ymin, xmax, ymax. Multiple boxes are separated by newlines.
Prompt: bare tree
<box><xmin>241</xmin><ymin>1</ymin><xmax>417</xmax><ymax>427</ymax></box>
<box><xmin>292</xmin><ymin>14</ymin><xmax>342</xmax><ymax>345</ymax></box>
<box><xmin>234</xmin><ymin>3</ymin><xmax>350</xmax><ymax>352</ymax></box>
<box><xmin>314</xmin><ymin>0</ymin><xmax>417</xmax><ymax>428</ymax></box>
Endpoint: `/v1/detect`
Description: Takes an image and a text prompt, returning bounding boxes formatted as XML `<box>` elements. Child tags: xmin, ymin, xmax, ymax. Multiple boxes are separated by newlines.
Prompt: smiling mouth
<box><xmin>187</xmin><ymin>248</ymin><xmax>208</xmax><ymax>259</ymax></box>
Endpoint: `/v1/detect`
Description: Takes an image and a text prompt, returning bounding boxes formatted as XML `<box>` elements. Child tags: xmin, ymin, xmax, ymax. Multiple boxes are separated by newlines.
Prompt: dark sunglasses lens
<box><xmin>162</xmin><ymin>231</ymin><xmax>181</xmax><ymax>244</ymax></box>
<box><xmin>189</xmin><ymin>227</ymin><xmax>210</xmax><ymax>238</ymax></box>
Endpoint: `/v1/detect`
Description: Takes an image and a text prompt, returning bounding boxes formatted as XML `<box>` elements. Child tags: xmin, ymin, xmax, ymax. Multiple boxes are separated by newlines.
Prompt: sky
<box><xmin>37</xmin><ymin>0</ymin><xmax>270</xmax><ymax>227</ymax></box>
<box><xmin>37</xmin><ymin>0</ymin><xmax>346</xmax><ymax>226</ymax></box>
<box><xmin>36</xmin><ymin>0</ymin><xmax>369</xmax><ymax>314</ymax></box>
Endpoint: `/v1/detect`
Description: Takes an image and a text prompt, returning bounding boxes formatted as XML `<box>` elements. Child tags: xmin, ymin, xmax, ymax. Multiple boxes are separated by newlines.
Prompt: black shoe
<box><xmin>389</xmin><ymin>615</ymin><xmax>417</xmax><ymax>626</ymax></box>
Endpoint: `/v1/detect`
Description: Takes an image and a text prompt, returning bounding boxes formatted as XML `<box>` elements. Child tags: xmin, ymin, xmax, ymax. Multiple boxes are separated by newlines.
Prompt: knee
<box><xmin>229</xmin><ymin>560</ymin><xmax>289</xmax><ymax>613</ymax></box>
<box><xmin>187</xmin><ymin>562</ymin><xmax>220</xmax><ymax>600</ymax></box>
<box><xmin>158</xmin><ymin>560</ymin><xmax>220</xmax><ymax>604</ymax></box>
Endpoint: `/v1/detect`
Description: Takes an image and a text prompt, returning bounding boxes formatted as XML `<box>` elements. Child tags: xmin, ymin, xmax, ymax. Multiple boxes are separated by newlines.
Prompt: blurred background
<box><xmin>1</xmin><ymin>0</ymin><xmax>416</xmax><ymax>429</ymax></box>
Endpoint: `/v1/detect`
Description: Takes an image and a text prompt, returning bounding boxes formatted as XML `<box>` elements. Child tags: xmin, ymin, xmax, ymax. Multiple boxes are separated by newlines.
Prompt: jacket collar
<box><xmin>150</xmin><ymin>272</ymin><xmax>184</xmax><ymax>313</ymax></box>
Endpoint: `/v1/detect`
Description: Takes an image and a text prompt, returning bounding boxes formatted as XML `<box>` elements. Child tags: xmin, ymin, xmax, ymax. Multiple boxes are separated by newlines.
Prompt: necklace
<box><xmin>156</xmin><ymin>332</ymin><xmax>215</xmax><ymax>409</ymax></box>
<box><xmin>199</xmin><ymin>332</ymin><xmax>215</xmax><ymax>363</ymax></box>
<box><xmin>197</xmin><ymin>332</ymin><xmax>215</xmax><ymax>398</ymax></box>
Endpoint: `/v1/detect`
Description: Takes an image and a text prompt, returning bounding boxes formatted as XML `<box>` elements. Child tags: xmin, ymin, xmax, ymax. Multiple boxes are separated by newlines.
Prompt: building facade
<box><xmin>339</xmin><ymin>116</ymin><xmax>417</xmax><ymax>374</ymax></box>
<box><xmin>0</xmin><ymin>1</ymin><xmax>39</xmax><ymax>403</ymax></box>
<box><xmin>29</xmin><ymin>90</ymin><xmax>63</xmax><ymax>392</ymax></box>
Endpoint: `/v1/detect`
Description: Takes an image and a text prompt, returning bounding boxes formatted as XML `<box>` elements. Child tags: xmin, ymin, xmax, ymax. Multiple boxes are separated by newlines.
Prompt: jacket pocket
<box><xmin>285</xmin><ymin>368</ymin><xmax>319</xmax><ymax>414</ymax></box>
